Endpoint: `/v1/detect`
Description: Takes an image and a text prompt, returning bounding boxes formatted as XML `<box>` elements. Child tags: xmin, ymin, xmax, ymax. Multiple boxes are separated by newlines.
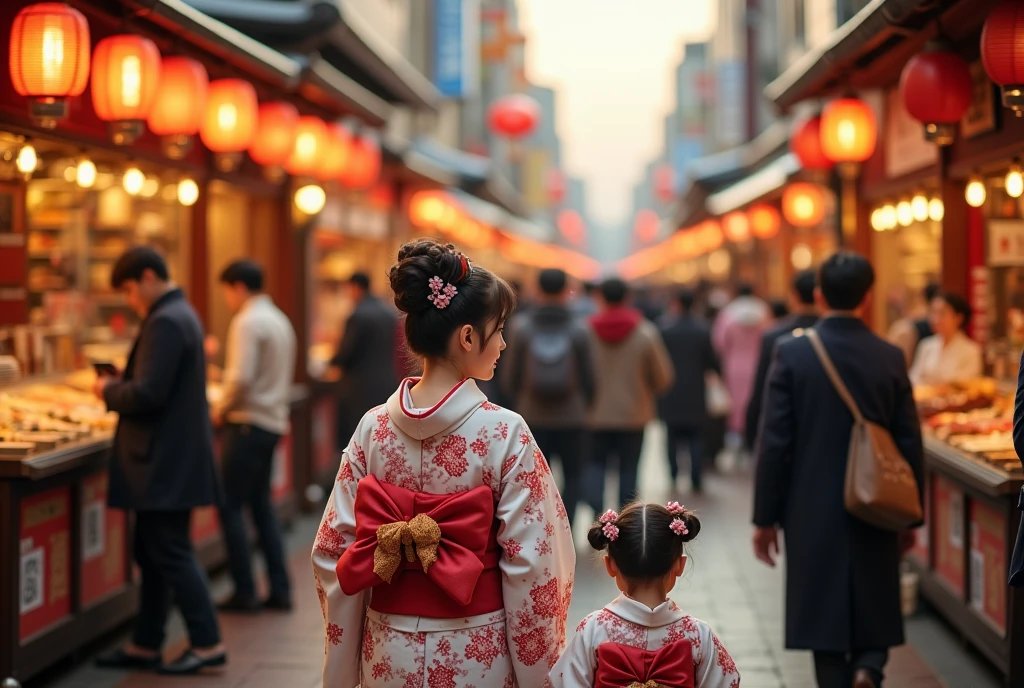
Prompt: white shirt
<box><xmin>909</xmin><ymin>331</ymin><xmax>983</xmax><ymax>386</ymax></box>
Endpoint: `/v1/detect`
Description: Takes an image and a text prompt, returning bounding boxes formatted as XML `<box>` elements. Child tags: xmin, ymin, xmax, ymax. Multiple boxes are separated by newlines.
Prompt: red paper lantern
<box><xmin>548</xmin><ymin>168</ymin><xmax>566</xmax><ymax>205</ymax></box>
<box><xmin>147</xmin><ymin>56</ymin><xmax>208</xmax><ymax>158</ymax></box>
<box><xmin>200</xmin><ymin>79</ymin><xmax>257</xmax><ymax>171</ymax></box>
<box><xmin>782</xmin><ymin>183</ymin><xmax>826</xmax><ymax>227</ymax></box>
<box><xmin>790</xmin><ymin>115</ymin><xmax>833</xmax><ymax>172</ymax></box>
<box><xmin>723</xmin><ymin>211</ymin><xmax>751</xmax><ymax>243</ymax></box>
<box><xmin>91</xmin><ymin>35</ymin><xmax>162</xmax><ymax>145</ymax></box>
<box><xmin>749</xmin><ymin>204</ymin><xmax>781</xmax><ymax>240</ymax></box>
<box><xmin>559</xmin><ymin>209</ymin><xmax>586</xmax><ymax>246</ymax></box>
<box><xmin>409</xmin><ymin>191</ymin><xmax>448</xmax><ymax>228</ymax></box>
<box><xmin>249</xmin><ymin>101</ymin><xmax>299</xmax><ymax>168</ymax></box>
<box><xmin>655</xmin><ymin>165</ymin><xmax>676</xmax><ymax>203</ymax></box>
<box><xmin>342</xmin><ymin>133</ymin><xmax>381</xmax><ymax>189</ymax></box>
<box><xmin>633</xmin><ymin>209</ymin><xmax>660</xmax><ymax>243</ymax></box>
<box><xmin>821</xmin><ymin>97</ymin><xmax>877</xmax><ymax>170</ymax></box>
<box><xmin>900</xmin><ymin>42</ymin><xmax>973</xmax><ymax>145</ymax></box>
<box><xmin>285</xmin><ymin>116</ymin><xmax>327</xmax><ymax>177</ymax></box>
<box><xmin>982</xmin><ymin>0</ymin><xmax>1024</xmax><ymax>114</ymax></box>
<box><xmin>9</xmin><ymin>3</ymin><xmax>90</xmax><ymax>128</ymax></box>
<box><xmin>487</xmin><ymin>94</ymin><xmax>540</xmax><ymax>138</ymax></box>
<box><xmin>317</xmin><ymin>123</ymin><xmax>353</xmax><ymax>181</ymax></box>
<box><xmin>697</xmin><ymin>220</ymin><xmax>723</xmax><ymax>252</ymax></box>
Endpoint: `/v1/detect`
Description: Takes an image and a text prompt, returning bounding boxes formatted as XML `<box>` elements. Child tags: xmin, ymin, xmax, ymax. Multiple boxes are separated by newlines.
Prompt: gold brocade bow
<box><xmin>626</xmin><ymin>682</ymin><xmax>661</xmax><ymax>688</ymax></box>
<box><xmin>372</xmin><ymin>514</ymin><xmax>442</xmax><ymax>584</ymax></box>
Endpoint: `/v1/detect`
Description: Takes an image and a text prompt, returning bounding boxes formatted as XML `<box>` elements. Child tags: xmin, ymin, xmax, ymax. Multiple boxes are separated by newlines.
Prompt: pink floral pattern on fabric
<box><xmin>432</xmin><ymin>434</ymin><xmax>469</xmax><ymax>477</ymax></box>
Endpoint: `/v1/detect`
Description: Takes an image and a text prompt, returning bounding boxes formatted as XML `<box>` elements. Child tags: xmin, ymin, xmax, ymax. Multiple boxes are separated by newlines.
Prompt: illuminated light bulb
<box><xmin>707</xmin><ymin>249</ymin><xmax>731</xmax><ymax>276</ymax></box>
<box><xmin>896</xmin><ymin>200</ymin><xmax>913</xmax><ymax>227</ymax></box>
<box><xmin>965</xmin><ymin>178</ymin><xmax>987</xmax><ymax>208</ymax></box>
<box><xmin>63</xmin><ymin>165</ymin><xmax>76</xmax><ymax>182</ymax></box>
<box><xmin>140</xmin><ymin>177</ymin><xmax>159</xmax><ymax>198</ymax></box>
<box><xmin>177</xmin><ymin>178</ymin><xmax>199</xmax><ymax>206</ymax></box>
<box><xmin>123</xmin><ymin>166</ymin><xmax>145</xmax><ymax>195</ymax></box>
<box><xmin>294</xmin><ymin>184</ymin><xmax>325</xmax><ymax>215</ymax></box>
<box><xmin>1007</xmin><ymin>167</ymin><xmax>1024</xmax><ymax>199</ymax></box>
<box><xmin>911</xmin><ymin>194</ymin><xmax>929</xmax><ymax>222</ymax></box>
<box><xmin>928</xmin><ymin>198</ymin><xmax>944</xmax><ymax>222</ymax></box>
<box><xmin>879</xmin><ymin>204</ymin><xmax>897</xmax><ymax>230</ymax></box>
<box><xmin>871</xmin><ymin>209</ymin><xmax>885</xmax><ymax>232</ymax></box>
<box><xmin>76</xmin><ymin>158</ymin><xmax>96</xmax><ymax>187</ymax></box>
<box><xmin>791</xmin><ymin>244</ymin><xmax>813</xmax><ymax>270</ymax></box>
<box><xmin>16</xmin><ymin>144</ymin><xmax>37</xmax><ymax>175</ymax></box>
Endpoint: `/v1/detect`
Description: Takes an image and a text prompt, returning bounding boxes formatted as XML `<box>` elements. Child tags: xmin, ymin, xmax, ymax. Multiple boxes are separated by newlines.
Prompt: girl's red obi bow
<box><xmin>594</xmin><ymin>640</ymin><xmax>695</xmax><ymax>688</ymax></box>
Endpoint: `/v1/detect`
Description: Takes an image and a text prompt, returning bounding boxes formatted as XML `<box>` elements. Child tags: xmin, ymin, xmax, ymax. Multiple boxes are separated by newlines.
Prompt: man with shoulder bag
<box><xmin>752</xmin><ymin>252</ymin><xmax>924</xmax><ymax>688</ymax></box>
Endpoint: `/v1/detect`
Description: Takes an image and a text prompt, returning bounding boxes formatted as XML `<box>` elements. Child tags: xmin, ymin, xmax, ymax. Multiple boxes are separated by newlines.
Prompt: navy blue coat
<box><xmin>753</xmin><ymin>316</ymin><xmax>924</xmax><ymax>652</ymax></box>
<box><xmin>104</xmin><ymin>289</ymin><xmax>220</xmax><ymax>511</ymax></box>
<box><xmin>1008</xmin><ymin>347</ymin><xmax>1024</xmax><ymax>586</ymax></box>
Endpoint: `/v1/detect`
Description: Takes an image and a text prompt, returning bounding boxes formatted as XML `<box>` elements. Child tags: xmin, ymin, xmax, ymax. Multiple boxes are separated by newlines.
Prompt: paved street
<box><xmin>34</xmin><ymin>424</ymin><xmax>1001</xmax><ymax>688</ymax></box>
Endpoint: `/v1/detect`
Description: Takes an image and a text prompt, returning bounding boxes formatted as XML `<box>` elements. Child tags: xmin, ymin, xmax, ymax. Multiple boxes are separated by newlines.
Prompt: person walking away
<box><xmin>753</xmin><ymin>252</ymin><xmax>923</xmax><ymax>688</ymax></box>
<box><xmin>329</xmin><ymin>272</ymin><xmax>398</xmax><ymax>456</ymax></box>
<box><xmin>712</xmin><ymin>283</ymin><xmax>770</xmax><ymax>452</ymax></box>
<box><xmin>93</xmin><ymin>247</ymin><xmax>225</xmax><ymax>675</ymax></box>
<box><xmin>212</xmin><ymin>260</ymin><xmax>297</xmax><ymax>613</ymax></box>
<box><xmin>312</xmin><ymin>240</ymin><xmax>574</xmax><ymax>686</ymax></box>
<box><xmin>746</xmin><ymin>269</ymin><xmax>819</xmax><ymax>451</ymax></box>
<box><xmin>501</xmin><ymin>268</ymin><xmax>596</xmax><ymax>529</ymax></box>
<box><xmin>571</xmin><ymin>281</ymin><xmax>600</xmax><ymax>317</ymax></box>
<box><xmin>588</xmin><ymin>278</ymin><xmax>674</xmax><ymax>513</ymax></box>
<box><xmin>909</xmin><ymin>292</ymin><xmax>982</xmax><ymax>386</ymax></box>
<box><xmin>658</xmin><ymin>288</ymin><xmax>720</xmax><ymax>494</ymax></box>
<box><xmin>888</xmin><ymin>282</ymin><xmax>940</xmax><ymax>368</ymax></box>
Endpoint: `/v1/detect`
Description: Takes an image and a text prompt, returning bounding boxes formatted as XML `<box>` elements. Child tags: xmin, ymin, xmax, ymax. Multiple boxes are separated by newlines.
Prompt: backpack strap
<box><xmin>804</xmin><ymin>328</ymin><xmax>865</xmax><ymax>423</ymax></box>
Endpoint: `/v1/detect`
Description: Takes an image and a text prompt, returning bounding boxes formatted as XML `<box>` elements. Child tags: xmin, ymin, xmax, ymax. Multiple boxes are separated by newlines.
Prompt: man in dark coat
<box><xmin>746</xmin><ymin>269</ymin><xmax>819</xmax><ymax>450</ymax></box>
<box><xmin>93</xmin><ymin>247</ymin><xmax>224</xmax><ymax>675</ymax></box>
<box><xmin>330</xmin><ymin>272</ymin><xmax>398</xmax><ymax>451</ymax></box>
<box><xmin>753</xmin><ymin>252</ymin><xmax>923</xmax><ymax>688</ymax></box>
<box><xmin>658</xmin><ymin>288</ymin><xmax>720</xmax><ymax>492</ymax></box>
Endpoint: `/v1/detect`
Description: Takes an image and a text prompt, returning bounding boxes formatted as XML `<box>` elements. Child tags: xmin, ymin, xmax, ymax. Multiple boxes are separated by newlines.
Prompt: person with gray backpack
<box><xmin>502</xmin><ymin>268</ymin><xmax>596</xmax><ymax>530</ymax></box>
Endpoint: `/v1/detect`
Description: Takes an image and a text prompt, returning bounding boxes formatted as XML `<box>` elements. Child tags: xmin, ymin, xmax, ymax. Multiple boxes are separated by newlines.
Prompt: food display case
<box><xmin>906</xmin><ymin>378</ymin><xmax>1024</xmax><ymax>686</ymax></box>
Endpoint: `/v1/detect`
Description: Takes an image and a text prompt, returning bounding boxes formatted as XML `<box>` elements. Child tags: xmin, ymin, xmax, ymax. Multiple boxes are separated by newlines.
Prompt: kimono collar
<box><xmin>386</xmin><ymin>377</ymin><xmax>487</xmax><ymax>440</ymax></box>
<box><xmin>604</xmin><ymin>594</ymin><xmax>687</xmax><ymax>628</ymax></box>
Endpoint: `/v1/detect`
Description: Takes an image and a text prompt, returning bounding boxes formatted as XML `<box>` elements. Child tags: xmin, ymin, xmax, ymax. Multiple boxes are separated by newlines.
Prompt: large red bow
<box><xmin>336</xmin><ymin>476</ymin><xmax>495</xmax><ymax>606</ymax></box>
<box><xmin>594</xmin><ymin>641</ymin><xmax>695</xmax><ymax>688</ymax></box>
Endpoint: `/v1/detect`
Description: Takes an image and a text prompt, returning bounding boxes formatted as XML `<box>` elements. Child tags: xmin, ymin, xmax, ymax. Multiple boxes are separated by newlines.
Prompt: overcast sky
<box><xmin>517</xmin><ymin>0</ymin><xmax>714</xmax><ymax>227</ymax></box>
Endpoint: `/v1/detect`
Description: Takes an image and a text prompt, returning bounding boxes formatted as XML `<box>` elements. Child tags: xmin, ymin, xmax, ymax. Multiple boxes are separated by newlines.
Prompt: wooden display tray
<box><xmin>0</xmin><ymin>442</ymin><xmax>35</xmax><ymax>456</ymax></box>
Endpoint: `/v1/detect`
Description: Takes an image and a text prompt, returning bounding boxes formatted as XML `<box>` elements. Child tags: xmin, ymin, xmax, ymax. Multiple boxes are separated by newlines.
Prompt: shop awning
<box><xmin>297</xmin><ymin>56</ymin><xmax>392</xmax><ymax>126</ymax></box>
<box><xmin>183</xmin><ymin>0</ymin><xmax>440</xmax><ymax>112</ymax></box>
<box><xmin>764</xmin><ymin>0</ymin><xmax>991</xmax><ymax>111</ymax></box>
<box><xmin>407</xmin><ymin>138</ymin><xmax>527</xmax><ymax>217</ymax></box>
<box><xmin>451</xmin><ymin>190</ymin><xmax>509</xmax><ymax>230</ymax></box>
<box><xmin>705</xmin><ymin>154</ymin><xmax>800</xmax><ymax>216</ymax></box>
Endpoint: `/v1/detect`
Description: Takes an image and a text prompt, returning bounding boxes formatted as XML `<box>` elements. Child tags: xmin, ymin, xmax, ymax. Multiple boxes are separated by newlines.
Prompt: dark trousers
<box><xmin>666</xmin><ymin>424</ymin><xmax>704</xmax><ymax>490</ymax></box>
<box><xmin>532</xmin><ymin>428</ymin><xmax>586</xmax><ymax>527</ymax></box>
<box><xmin>588</xmin><ymin>430</ymin><xmax>645</xmax><ymax>513</ymax></box>
<box><xmin>218</xmin><ymin>424</ymin><xmax>291</xmax><ymax>601</ymax></box>
<box><xmin>133</xmin><ymin>510</ymin><xmax>221</xmax><ymax>650</ymax></box>
<box><xmin>813</xmin><ymin>649</ymin><xmax>888</xmax><ymax>687</ymax></box>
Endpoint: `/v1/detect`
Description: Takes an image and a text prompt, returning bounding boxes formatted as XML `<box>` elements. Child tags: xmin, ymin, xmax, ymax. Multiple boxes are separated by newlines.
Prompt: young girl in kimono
<box><xmin>550</xmin><ymin>501</ymin><xmax>740</xmax><ymax>688</ymax></box>
<box><xmin>313</xmin><ymin>239</ymin><xmax>576</xmax><ymax>688</ymax></box>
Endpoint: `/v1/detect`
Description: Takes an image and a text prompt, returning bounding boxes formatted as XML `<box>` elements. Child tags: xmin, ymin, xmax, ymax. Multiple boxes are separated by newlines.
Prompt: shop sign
<box><xmin>80</xmin><ymin>473</ymin><xmax>127</xmax><ymax>608</ymax></box>
<box><xmin>314</xmin><ymin>396</ymin><xmax>337</xmax><ymax>476</ymax></box>
<box><xmin>272</xmin><ymin>432</ymin><xmax>293</xmax><ymax>504</ymax></box>
<box><xmin>434</xmin><ymin>0</ymin><xmax>479</xmax><ymax>98</ymax></box>
<box><xmin>969</xmin><ymin>500</ymin><xmax>1006</xmax><ymax>635</ymax></box>
<box><xmin>907</xmin><ymin>476</ymin><xmax>930</xmax><ymax>566</ymax></box>
<box><xmin>933</xmin><ymin>475</ymin><xmax>965</xmax><ymax>594</ymax></box>
<box><xmin>19</xmin><ymin>487</ymin><xmax>71</xmax><ymax>642</ymax></box>
<box><xmin>961</xmin><ymin>61</ymin><xmax>998</xmax><ymax>140</ymax></box>
<box><xmin>988</xmin><ymin>220</ymin><xmax>1024</xmax><ymax>266</ymax></box>
<box><xmin>969</xmin><ymin>267</ymin><xmax>989</xmax><ymax>344</ymax></box>
<box><xmin>885</xmin><ymin>89</ymin><xmax>938</xmax><ymax>179</ymax></box>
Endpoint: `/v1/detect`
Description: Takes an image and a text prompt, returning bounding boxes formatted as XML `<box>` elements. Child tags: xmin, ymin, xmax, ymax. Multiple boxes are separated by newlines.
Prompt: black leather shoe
<box><xmin>95</xmin><ymin>647</ymin><xmax>161</xmax><ymax>670</ymax></box>
<box><xmin>263</xmin><ymin>595</ymin><xmax>293</xmax><ymax>612</ymax></box>
<box><xmin>158</xmin><ymin>649</ymin><xmax>227</xmax><ymax>675</ymax></box>
<box><xmin>217</xmin><ymin>594</ymin><xmax>262</xmax><ymax>613</ymax></box>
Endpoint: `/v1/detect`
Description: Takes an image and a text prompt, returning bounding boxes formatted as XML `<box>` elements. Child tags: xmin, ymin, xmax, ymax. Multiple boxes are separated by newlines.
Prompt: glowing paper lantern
<box><xmin>91</xmin><ymin>35</ymin><xmax>162</xmax><ymax>145</ymax></box>
<box><xmin>317</xmin><ymin>123</ymin><xmax>354</xmax><ymax>181</ymax></box>
<box><xmin>249</xmin><ymin>101</ymin><xmax>299</xmax><ymax>168</ymax></box>
<box><xmin>147</xmin><ymin>56</ymin><xmax>208</xmax><ymax>158</ymax></box>
<box><xmin>821</xmin><ymin>97</ymin><xmax>877</xmax><ymax>168</ymax></box>
<box><xmin>723</xmin><ymin>211</ymin><xmax>751</xmax><ymax>243</ymax></box>
<box><xmin>200</xmin><ymin>79</ymin><xmax>258</xmax><ymax>171</ymax></box>
<box><xmin>782</xmin><ymin>183</ymin><xmax>826</xmax><ymax>227</ymax></box>
<box><xmin>487</xmin><ymin>94</ymin><xmax>540</xmax><ymax>138</ymax></box>
<box><xmin>748</xmin><ymin>204</ymin><xmax>781</xmax><ymax>239</ymax></box>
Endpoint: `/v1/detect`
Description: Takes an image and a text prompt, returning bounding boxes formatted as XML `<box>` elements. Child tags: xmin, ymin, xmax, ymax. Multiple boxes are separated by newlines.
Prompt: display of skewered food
<box><xmin>0</xmin><ymin>381</ymin><xmax>117</xmax><ymax>456</ymax></box>
<box><xmin>915</xmin><ymin>378</ymin><xmax>999</xmax><ymax>419</ymax></box>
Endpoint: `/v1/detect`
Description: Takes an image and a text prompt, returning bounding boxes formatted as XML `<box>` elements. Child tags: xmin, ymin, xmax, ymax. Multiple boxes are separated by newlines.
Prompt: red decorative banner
<box><xmin>970</xmin><ymin>500</ymin><xmax>1007</xmax><ymax>635</ymax></box>
<box><xmin>80</xmin><ymin>473</ymin><xmax>127</xmax><ymax>608</ymax></box>
<box><xmin>908</xmin><ymin>475</ymin><xmax>931</xmax><ymax>566</ymax></box>
<box><xmin>933</xmin><ymin>475</ymin><xmax>965</xmax><ymax>594</ymax></box>
<box><xmin>314</xmin><ymin>397</ymin><xmax>337</xmax><ymax>477</ymax></box>
<box><xmin>19</xmin><ymin>486</ymin><xmax>71</xmax><ymax>642</ymax></box>
<box><xmin>272</xmin><ymin>432</ymin><xmax>293</xmax><ymax>504</ymax></box>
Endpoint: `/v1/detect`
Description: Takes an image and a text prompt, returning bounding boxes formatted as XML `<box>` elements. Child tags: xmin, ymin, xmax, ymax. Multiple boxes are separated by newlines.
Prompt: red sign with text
<box><xmin>933</xmin><ymin>475</ymin><xmax>965</xmax><ymax>594</ymax></box>
<box><xmin>970</xmin><ymin>501</ymin><xmax>1007</xmax><ymax>635</ymax></box>
<box><xmin>80</xmin><ymin>473</ymin><xmax>127</xmax><ymax>608</ymax></box>
<box><xmin>19</xmin><ymin>487</ymin><xmax>71</xmax><ymax>642</ymax></box>
<box><xmin>272</xmin><ymin>432</ymin><xmax>293</xmax><ymax>504</ymax></box>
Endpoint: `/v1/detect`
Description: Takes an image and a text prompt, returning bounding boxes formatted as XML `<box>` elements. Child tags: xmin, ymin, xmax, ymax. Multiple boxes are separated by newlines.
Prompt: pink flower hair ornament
<box><xmin>670</xmin><ymin>519</ymin><xmax>689</xmax><ymax>536</ymax></box>
<box><xmin>602</xmin><ymin>523</ymin><xmax>620</xmax><ymax>541</ymax></box>
<box><xmin>599</xmin><ymin>509</ymin><xmax>618</xmax><ymax>525</ymax></box>
<box><xmin>665</xmin><ymin>501</ymin><xmax>685</xmax><ymax>516</ymax></box>
<box><xmin>427</xmin><ymin>276</ymin><xmax>458</xmax><ymax>309</ymax></box>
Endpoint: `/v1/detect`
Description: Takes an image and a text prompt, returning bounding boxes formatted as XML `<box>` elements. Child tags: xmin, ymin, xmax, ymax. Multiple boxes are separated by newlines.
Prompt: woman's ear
<box><xmin>460</xmin><ymin>324</ymin><xmax>474</xmax><ymax>352</ymax></box>
<box><xmin>603</xmin><ymin>554</ymin><xmax>617</xmax><ymax>579</ymax></box>
<box><xmin>673</xmin><ymin>554</ymin><xmax>687</xmax><ymax>579</ymax></box>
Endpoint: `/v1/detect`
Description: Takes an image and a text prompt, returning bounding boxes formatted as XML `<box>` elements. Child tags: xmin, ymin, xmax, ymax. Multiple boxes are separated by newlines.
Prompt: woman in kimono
<box><xmin>313</xmin><ymin>239</ymin><xmax>576</xmax><ymax>687</ymax></box>
<box><xmin>551</xmin><ymin>502</ymin><xmax>739</xmax><ymax>688</ymax></box>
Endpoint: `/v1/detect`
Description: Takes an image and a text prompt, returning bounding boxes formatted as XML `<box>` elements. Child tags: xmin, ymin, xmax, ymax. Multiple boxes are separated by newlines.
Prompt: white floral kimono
<box><xmin>313</xmin><ymin>378</ymin><xmax>576</xmax><ymax>687</ymax></box>
<box><xmin>550</xmin><ymin>595</ymin><xmax>740</xmax><ymax>688</ymax></box>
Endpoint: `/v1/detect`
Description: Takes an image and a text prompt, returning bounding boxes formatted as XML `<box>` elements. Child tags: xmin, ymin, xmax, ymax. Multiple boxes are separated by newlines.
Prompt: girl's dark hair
<box><xmin>389</xmin><ymin>239</ymin><xmax>517</xmax><ymax>358</ymax></box>
<box><xmin>588</xmin><ymin>501</ymin><xmax>701</xmax><ymax>581</ymax></box>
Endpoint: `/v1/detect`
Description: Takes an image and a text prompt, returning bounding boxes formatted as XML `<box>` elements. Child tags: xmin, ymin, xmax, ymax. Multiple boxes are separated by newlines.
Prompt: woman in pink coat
<box><xmin>712</xmin><ymin>284</ymin><xmax>770</xmax><ymax>438</ymax></box>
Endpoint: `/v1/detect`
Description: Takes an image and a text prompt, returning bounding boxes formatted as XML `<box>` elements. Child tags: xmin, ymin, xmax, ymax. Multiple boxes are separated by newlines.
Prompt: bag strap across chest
<box><xmin>805</xmin><ymin>328</ymin><xmax>864</xmax><ymax>424</ymax></box>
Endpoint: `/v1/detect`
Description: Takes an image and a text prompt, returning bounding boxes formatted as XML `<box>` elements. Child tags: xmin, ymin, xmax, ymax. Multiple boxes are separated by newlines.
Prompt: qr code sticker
<box><xmin>20</xmin><ymin>546</ymin><xmax>45</xmax><ymax>614</ymax></box>
<box><xmin>82</xmin><ymin>500</ymin><xmax>105</xmax><ymax>561</ymax></box>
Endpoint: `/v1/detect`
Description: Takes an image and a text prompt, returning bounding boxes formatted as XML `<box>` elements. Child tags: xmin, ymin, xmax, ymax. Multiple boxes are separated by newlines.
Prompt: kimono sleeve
<box><xmin>695</xmin><ymin>623</ymin><xmax>740</xmax><ymax>688</ymax></box>
<box><xmin>548</xmin><ymin>614</ymin><xmax>598</xmax><ymax>688</ymax></box>
<box><xmin>311</xmin><ymin>428</ymin><xmax>369</xmax><ymax>688</ymax></box>
<box><xmin>497</xmin><ymin>426</ymin><xmax>576</xmax><ymax>687</ymax></box>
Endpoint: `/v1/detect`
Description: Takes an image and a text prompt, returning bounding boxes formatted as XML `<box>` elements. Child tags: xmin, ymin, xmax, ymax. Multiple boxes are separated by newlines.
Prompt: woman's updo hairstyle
<box><xmin>588</xmin><ymin>501</ymin><xmax>701</xmax><ymax>581</ymax></box>
<box><xmin>389</xmin><ymin>239</ymin><xmax>516</xmax><ymax>358</ymax></box>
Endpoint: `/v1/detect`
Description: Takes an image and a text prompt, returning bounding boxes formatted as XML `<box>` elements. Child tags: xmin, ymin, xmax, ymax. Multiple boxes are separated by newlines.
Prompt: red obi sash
<box><xmin>594</xmin><ymin>641</ymin><xmax>695</xmax><ymax>688</ymax></box>
<box><xmin>336</xmin><ymin>475</ymin><xmax>503</xmax><ymax>619</ymax></box>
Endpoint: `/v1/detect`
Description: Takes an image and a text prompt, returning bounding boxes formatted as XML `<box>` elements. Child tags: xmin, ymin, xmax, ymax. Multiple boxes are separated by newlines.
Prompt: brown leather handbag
<box><xmin>806</xmin><ymin>329</ymin><xmax>922</xmax><ymax>531</ymax></box>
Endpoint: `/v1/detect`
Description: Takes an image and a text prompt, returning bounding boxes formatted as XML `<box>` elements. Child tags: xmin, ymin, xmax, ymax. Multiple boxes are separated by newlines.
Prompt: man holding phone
<box><xmin>93</xmin><ymin>246</ymin><xmax>224</xmax><ymax>675</ymax></box>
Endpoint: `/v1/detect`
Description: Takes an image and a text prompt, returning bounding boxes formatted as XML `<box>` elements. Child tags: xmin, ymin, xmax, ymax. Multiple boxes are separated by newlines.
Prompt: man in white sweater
<box><xmin>213</xmin><ymin>260</ymin><xmax>297</xmax><ymax>613</ymax></box>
